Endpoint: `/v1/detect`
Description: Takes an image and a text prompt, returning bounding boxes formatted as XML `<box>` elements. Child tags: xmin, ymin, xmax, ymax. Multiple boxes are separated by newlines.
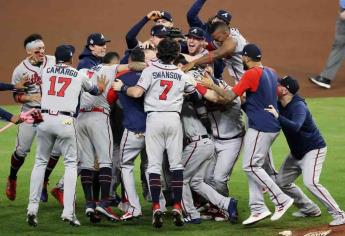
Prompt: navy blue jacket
<box><xmin>234</xmin><ymin>67</ymin><xmax>281</xmax><ymax>133</ymax></box>
<box><xmin>278</xmin><ymin>95</ymin><xmax>326</xmax><ymax>159</ymax></box>
<box><xmin>77</xmin><ymin>48</ymin><xmax>102</xmax><ymax>70</ymax></box>
<box><xmin>117</xmin><ymin>71</ymin><xmax>146</xmax><ymax>132</ymax></box>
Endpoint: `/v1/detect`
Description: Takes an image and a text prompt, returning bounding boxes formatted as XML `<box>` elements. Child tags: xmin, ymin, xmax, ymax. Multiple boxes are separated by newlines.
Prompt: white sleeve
<box><xmin>136</xmin><ymin>68</ymin><xmax>152</xmax><ymax>91</ymax></box>
<box><xmin>11</xmin><ymin>66</ymin><xmax>22</xmax><ymax>85</ymax></box>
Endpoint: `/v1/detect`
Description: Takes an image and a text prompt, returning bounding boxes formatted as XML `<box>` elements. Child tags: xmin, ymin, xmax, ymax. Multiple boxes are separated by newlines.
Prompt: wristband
<box><xmin>195</xmin><ymin>83</ymin><xmax>207</xmax><ymax>96</ymax></box>
<box><xmin>120</xmin><ymin>84</ymin><xmax>129</xmax><ymax>94</ymax></box>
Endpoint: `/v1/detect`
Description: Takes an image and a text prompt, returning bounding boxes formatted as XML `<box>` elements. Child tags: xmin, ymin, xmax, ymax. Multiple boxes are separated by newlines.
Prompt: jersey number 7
<box><xmin>48</xmin><ymin>76</ymin><xmax>72</xmax><ymax>97</ymax></box>
<box><xmin>159</xmin><ymin>80</ymin><xmax>173</xmax><ymax>100</ymax></box>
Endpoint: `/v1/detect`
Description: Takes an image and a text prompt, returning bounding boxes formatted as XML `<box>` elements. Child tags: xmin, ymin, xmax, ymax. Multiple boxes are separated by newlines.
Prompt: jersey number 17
<box><xmin>47</xmin><ymin>76</ymin><xmax>72</xmax><ymax>97</ymax></box>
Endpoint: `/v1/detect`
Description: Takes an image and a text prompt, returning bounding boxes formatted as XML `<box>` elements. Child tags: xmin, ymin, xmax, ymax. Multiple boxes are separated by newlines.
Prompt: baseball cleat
<box><xmin>6</xmin><ymin>177</ymin><xmax>17</xmax><ymax>201</ymax></box>
<box><xmin>329</xmin><ymin>215</ymin><xmax>345</xmax><ymax>226</ymax></box>
<box><xmin>40</xmin><ymin>181</ymin><xmax>48</xmax><ymax>203</ymax></box>
<box><xmin>85</xmin><ymin>207</ymin><xmax>101</xmax><ymax>223</ymax></box>
<box><xmin>51</xmin><ymin>187</ymin><xmax>64</xmax><ymax>206</ymax></box>
<box><xmin>27</xmin><ymin>214</ymin><xmax>38</xmax><ymax>227</ymax></box>
<box><xmin>120</xmin><ymin>211</ymin><xmax>142</xmax><ymax>221</ymax></box>
<box><xmin>95</xmin><ymin>206</ymin><xmax>120</xmax><ymax>222</ymax></box>
<box><xmin>152</xmin><ymin>208</ymin><xmax>163</xmax><ymax>228</ymax></box>
<box><xmin>309</xmin><ymin>76</ymin><xmax>331</xmax><ymax>89</ymax></box>
<box><xmin>271</xmin><ymin>198</ymin><xmax>294</xmax><ymax>221</ymax></box>
<box><xmin>214</xmin><ymin>210</ymin><xmax>228</xmax><ymax>222</ymax></box>
<box><xmin>242</xmin><ymin>210</ymin><xmax>271</xmax><ymax>225</ymax></box>
<box><xmin>227</xmin><ymin>198</ymin><xmax>238</xmax><ymax>224</ymax></box>
<box><xmin>292</xmin><ymin>210</ymin><xmax>321</xmax><ymax>218</ymax></box>
<box><xmin>184</xmin><ymin>217</ymin><xmax>202</xmax><ymax>224</ymax></box>
<box><xmin>172</xmin><ymin>207</ymin><xmax>184</xmax><ymax>227</ymax></box>
<box><xmin>61</xmin><ymin>215</ymin><xmax>81</xmax><ymax>227</ymax></box>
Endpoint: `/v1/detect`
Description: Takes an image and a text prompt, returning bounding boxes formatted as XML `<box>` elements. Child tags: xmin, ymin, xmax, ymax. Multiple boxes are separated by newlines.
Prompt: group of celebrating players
<box><xmin>1</xmin><ymin>0</ymin><xmax>345</xmax><ymax>230</ymax></box>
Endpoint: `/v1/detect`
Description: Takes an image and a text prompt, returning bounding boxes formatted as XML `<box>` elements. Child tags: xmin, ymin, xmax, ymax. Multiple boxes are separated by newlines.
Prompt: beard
<box><xmin>242</xmin><ymin>61</ymin><xmax>249</xmax><ymax>71</ymax></box>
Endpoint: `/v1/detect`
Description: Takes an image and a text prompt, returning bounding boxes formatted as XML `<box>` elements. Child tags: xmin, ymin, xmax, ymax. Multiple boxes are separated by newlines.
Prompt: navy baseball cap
<box><xmin>242</xmin><ymin>44</ymin><xmax>262</xmax><ymax>60</ymax></box>
<box><xmin>55</xmin><ymin>44</ymin><xmax>75</xmax><ymax>63</ymax></box>
<box><xmin>155</xmin><ymin>11</ymin><xmax>173</xmax><ymax>22</ymax></box>
<box><xmin>185</xmin><ymin>27</ymin><xmax>205</xmax><ymax>40</ymax></box>
<box><xmin>216</xmin><ymin>10</ymin><xmax>232</xmax><ymax>24</ymax></box>
<box><xmin>86</xmin><ymin>33</ymin><xmax>110</xmax><ymax>46</ymax></box>
<box><xmin>279</xmin><ymin>76</ymin><xmax>300</xmax><ymax>94</ymax></box>
<box><xmin>151</xmin><ymin>25</ymin><xmax>170</xmax><ymax>37</ymax></box>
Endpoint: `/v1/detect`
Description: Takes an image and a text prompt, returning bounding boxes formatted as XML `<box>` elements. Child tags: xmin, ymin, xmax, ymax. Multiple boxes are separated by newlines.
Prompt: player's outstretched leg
<box><xmin>149</xmin><ymin>173</ymin><xmax>163</xmax><ymax>228</ymax></box>
<box><xmin>171</xmin><ymin>170</ymin><xmax>184</xmax><ymax>227</ymax></box>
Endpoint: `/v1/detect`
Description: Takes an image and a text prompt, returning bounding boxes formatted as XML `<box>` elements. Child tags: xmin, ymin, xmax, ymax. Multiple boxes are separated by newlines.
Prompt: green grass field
<box><xmin>0</xmin><ymin>97</ymin><xmax>344</xmax><ymax>236</ymax></box>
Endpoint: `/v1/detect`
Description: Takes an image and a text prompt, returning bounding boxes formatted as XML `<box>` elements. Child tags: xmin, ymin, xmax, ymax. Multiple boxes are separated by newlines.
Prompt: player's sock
<box><xmin>92</xmin><ymin>170</ymin><xmax>100</xmax><ymax>202</ymax></box>
<box><xmin>80</xmin><ymin>169</ymin><xmax>94</xmax><ymax>203</ymax></box>
<box><xmin>171</xmin><ymin>170</ymin><xmax>183</xmax><ymax>205</ymax></box>
<box><xmin>99</xmin><ymin>167</ymin><xmax>112</xmax><ymax>207</ymax></box>
<box><xmin>149</xmin><ymin>173</ymin><xmax>161</xmax><ymax>204</ymax></box>
<box><xmin>9</xmin><ymin>152</ymin><xmax>25</xmax><ymax>180</ymax></box>
<box><xmin>44</xmin><ymin>155</ymin><xmax>60</xmax><ymax>182</ymax></box>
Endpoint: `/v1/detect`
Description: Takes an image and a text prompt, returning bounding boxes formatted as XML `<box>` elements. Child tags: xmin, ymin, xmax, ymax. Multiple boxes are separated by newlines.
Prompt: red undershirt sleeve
<box><xmin>232</xmin><ymin>67</ymin><xmax>263</xmax><ymax>96</ymax></box>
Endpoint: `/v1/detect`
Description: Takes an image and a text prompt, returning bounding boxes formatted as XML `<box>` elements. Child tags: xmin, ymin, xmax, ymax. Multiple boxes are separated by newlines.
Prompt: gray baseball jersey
<box><xmin>41</xmin><ymin>64</ymin><xmax>95</xmax><ymax>112</ymax></box>
<box><xmin>208</xmin><ymin>80</ymin><xmax>244</xmax><ymax>139</ymax></box>
<box><xmin>181</xmin><ymin>101</ymin><xmax>207</xmax><ymax>138</ymax></box>
<box><xmin>79</xmin><ymin>64</ymin><xmax>118</xmax><ymax>111</ymax></box>
<box><xmin>11</xmin><ymin>55</ymin><xmax>55</xmax><ymax>110</ymax></box>
<box><xmin>137</xmin><ymin>60</ymin><xmax>196</xmax><ymax>112</ymax></box>
<box><xmin>213</xmin><ymin>28</ymin><xmax>247</xmax><ymax>81</ymax></box>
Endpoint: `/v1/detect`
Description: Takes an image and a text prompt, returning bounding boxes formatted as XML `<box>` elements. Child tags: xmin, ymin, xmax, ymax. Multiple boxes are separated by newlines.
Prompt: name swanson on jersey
<box><xmin>152</xmin><ymin>71</ymin><xmax>182</xmax><ymax>81</ymax></box>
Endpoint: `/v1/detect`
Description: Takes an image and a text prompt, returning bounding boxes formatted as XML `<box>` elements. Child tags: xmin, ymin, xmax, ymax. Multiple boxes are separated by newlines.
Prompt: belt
<box><xmin>214</xmin><ymin>132</ymin><xmax>244</xmax><ymax>141</ymax></box>
<box><xmin>80</xmin><ymin>107</ymin><xmax>109</xmax><ymax>115</ymax></box>
<box><xmin>184</xmin><ymin>134</ymin><xmax>209</xmax><ymax>146</ymax></box>
<box><xmin>147</xmin><ymin>111</ymin><xmax>180</xmax><ymax>115</ymax></box>
<box><xmin>41</xmin><ymin>109</ymin><xmax>76</xmax><ymax>118</ymax></box>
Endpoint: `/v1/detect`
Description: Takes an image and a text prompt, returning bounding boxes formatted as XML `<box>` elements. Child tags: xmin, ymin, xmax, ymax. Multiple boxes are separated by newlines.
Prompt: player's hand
<box><xmin>14</xmin><ymin>76</ymin><xmax>29</xmax><ymax>90</ymax></box>
<box><xmin>19</xmin><ymin>108</ymin><xmax>36</xmax><ymax>124</ymax></box>
<box><xmin>200</xmin><ymin>74</ymin><xmax>215</xmax><ymax>89</ymax></box>
<box><xmin>147</xmin><ymin>11</ymin><xmax>161</xmax><ymax>21</ymax></box>
<box><xmin>112</xmin><ymin>80</ymin><xmax>124</xmax><ymax>91</ymax></box>
<box><xmin>264</xmin><ymin>105</ymin><xmax>279</xmax><ymax>118</ymax></box>
<box><xmin>140</xmin><ymin>40</ymin><xmax>155</xmax><ymax>49</ymax></box>
<box><xmin>97</xmin><ymin>74</ymin><xmax>107</xmax><ymax>93</ymax></box>
<box><xmin>340</xmin><ymin>11</ymin><xmax>345</xmax><ymax>20</ymax></box>
<box><xmin>182</xmin><ymin>61</ymin><xmax>196</xmax><ymax>72</ymax></box>
<box><xmin>28</xmin><ymin>93</ymin><xmax>41</xmax><ymax>102</ymax></box>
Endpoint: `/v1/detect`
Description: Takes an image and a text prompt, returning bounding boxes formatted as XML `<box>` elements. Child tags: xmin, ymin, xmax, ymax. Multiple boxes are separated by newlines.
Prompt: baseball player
<box><xmin>174</xmin><ymin>56</ymin><xmax>238</xmax><ymax>224</ymax></box>
<box><xmin>184</xmin><ymin>21</ymin><xmax>247</xmax><ymax>82</ymax></box>
<box><xmin>266</xmin><ymin>76</ymin><xmax>345</xmax><ymax>226</ymax></box>
<box><xmin>78</xmin><ymin>54</ymin><xmax>121</xmax><ymax>223</ymax></box>
<box><xmin>6</xmin><ymin>34</ymin><xmax>61</xmax><ymax>202</ymax></box>
<box><xmin>112</xmin><ymin>38</ymin><xmax>232</xmax><ymax>228</ymax></box>
<box><xmin>27</xmin><ymin>44</ymin><xmax>106</xmax><ymax>227</ymax></box>
<box><xmin>200</xmin><ymin>44</ymin><xmax>294</xmax><ymax>225</ymax></box>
